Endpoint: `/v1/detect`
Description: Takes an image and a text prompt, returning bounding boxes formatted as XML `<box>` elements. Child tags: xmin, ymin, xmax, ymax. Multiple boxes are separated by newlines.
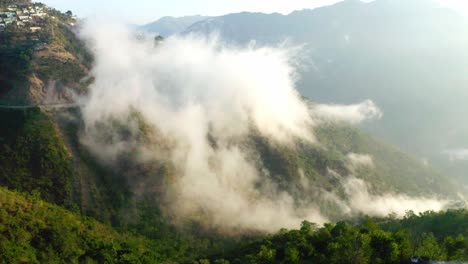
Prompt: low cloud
<box><xmin>442</xmin><ymin>148</ymin><xmax>468</xmax><ymax>161</ymax></box>
<box><xmin>311</xmin><ymin>99</ymin><xmax>383</xmax><ymax>124</ymax></box>
<box><xmin>347</xmin><ymin>153</ymin><xmax>374</xmax><ymax>168</ymax></box>
<box><xmin>341</xmin><ymin>177</ymin><xmax>449</xmax><ymax>217</ymax></box>
<box><xmin>77</xmin><ymin>21</ymin><xmax>446</xmax><ymax>233</ymax></box>
<box><xmin>79</xmin><ymin>22</ymin><xmax>325</xmax><ymax>233</ymax></box>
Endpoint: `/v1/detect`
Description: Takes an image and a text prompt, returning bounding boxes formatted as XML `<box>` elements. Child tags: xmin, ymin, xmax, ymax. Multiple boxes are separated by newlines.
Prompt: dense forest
<box><xmin>0</xmin><ymin>184</ymin><xmax>466</xmax><ymax>263</ymax></box>
<box><xmin>0</xmin><ymin>186</ymin><xmax>167</xmax><ymax>263</ymax></box>
<box><xmin>0</xmin><ymin>108</ymin><xmax>73</xmax><ymax>205</ymax></box>
<box><xmin>204</xmin><ymin>210</ymin><xmax>467</xmax><ymax>264</ymax></box>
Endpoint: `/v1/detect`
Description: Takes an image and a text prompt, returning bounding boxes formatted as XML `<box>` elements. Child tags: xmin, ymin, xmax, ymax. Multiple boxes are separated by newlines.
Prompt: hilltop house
<box><xmin>31</xmin><ymin>12</ymin><xmax>46</xmax><ymax>18</ymax></box>
<box><xmin>7</xmin><ymin>5</ymin><xmax>17</xmax><ymax>12</ymax></box>
<box><xmin>1</xmin><ymin>12</ymin><xmax>16</xmax><ymax>18</ymax></box>
<box><xmin>4</xmin><ymin>17</ymin><xmax>15</xmax><ymax>25</ymax></box>
<box><xmin>0</xmin><ymin>3</ymin><xmax>51</xmax><ymax>33</ymax></box>
<box><xmin>18</xmin><ymin>15</ymin><xmax>30</xmax><ymax>21</ymax></box>
<box><xmin>29</xmin><ymin>26</ymin><xmax>41</xmax><ymax>33</ymax></box>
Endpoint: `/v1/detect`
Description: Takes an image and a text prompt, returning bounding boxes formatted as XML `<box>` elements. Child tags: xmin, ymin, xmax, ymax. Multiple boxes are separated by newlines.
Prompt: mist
<box><xmin>312</xmin><ymin>100</ymin><xmax>383</xmax><ymax>124</ymax></box>
<box><xmin>78</xmin><ymin>22</ymin><xmax>449</xmax><ymax>233</ymax></box>
<box><xmin>443</xmin><ymin>148</ymin><xmax>468</xmax><ymax>162</ymax></box>
<box><xmin>346</xmin><ymin>153</ymin><xmax>375</xmax><ymax>168</ymax></box>
<box><xmin>341</xmin><ymin>176</ymin><xmax>448</xmax><ymax>217</ymax></box>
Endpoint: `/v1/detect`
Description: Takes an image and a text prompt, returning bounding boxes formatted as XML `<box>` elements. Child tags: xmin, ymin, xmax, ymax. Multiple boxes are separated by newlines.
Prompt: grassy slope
<box><xmin>0</xmin><ymin>186</ymin><xmax>162</xmax><ymax>264</ymax></box>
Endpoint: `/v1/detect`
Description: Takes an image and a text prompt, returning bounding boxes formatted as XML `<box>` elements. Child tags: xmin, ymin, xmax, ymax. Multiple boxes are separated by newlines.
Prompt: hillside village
<box><xmin>0</xmin><ymin>2</ymin><xmax>76</xmax><ymax>33</ymax></box>
<box><xmin>0</xmin><ymin>3</ymin><xmax>48</xmax><ymax>33</ymax></box>
<box><xmin>0</xmin><ymin>0</ymin><xmax>88</xmax><ymax>107</ymax></box>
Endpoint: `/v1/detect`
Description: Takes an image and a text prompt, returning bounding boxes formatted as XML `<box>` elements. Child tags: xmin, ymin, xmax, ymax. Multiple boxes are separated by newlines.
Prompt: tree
<box><xmin>417</xmin><ymin>233</ymin><xmax>444</xmax><ymax>260</ymax></box>
<box><xmin>369</xmin><ymin>230</ymin><xmax>399</xmax><ymax>264</ymax></box>
<box><xmin>444</xmin><ymin>235</ymin><xmax>467</xmax><ymax>261</ymax></box>
<box><xmin>256</xmin><ymin>245</ymin><xmax>276</xmax><ymax>263</ymax></box>
<box><xmin>284</xmin><ymin>246</ymin><xmax>300</xmax><ymax>263</ymax></box>
<box><xmin>65</xmin><ymin>10</ymin><xmax>73</xmax><ymax>16</ymax></box>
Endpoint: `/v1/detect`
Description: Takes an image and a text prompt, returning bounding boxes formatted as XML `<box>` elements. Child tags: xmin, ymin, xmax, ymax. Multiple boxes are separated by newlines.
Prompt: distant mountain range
<box><xmin>140</xmin><ymin>15</ymin><xmax>209</xmax><ymax>36</ymax></box>
<box><xmin>140</xmin><ymin>0</ymin><xmax>468</xmax><ymax>186</ymax></box>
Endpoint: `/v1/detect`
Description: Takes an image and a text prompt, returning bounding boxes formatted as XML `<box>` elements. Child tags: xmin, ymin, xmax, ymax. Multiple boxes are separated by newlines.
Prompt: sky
<box><xmin>40</xmin><ymin>0</ymin><xmax>466</xmax><ymax>25</ymax></box>
<box><xmin>39</xmin><ymin>0</ymin><xmax>358</xmax><ymax>24</ymax></box>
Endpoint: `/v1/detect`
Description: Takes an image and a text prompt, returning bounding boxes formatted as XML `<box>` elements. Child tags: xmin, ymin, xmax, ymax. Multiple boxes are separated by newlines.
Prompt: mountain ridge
<box><xmin>140</xmin><ymin>15</ymin><xmax>210</xmax><ymax>36</ymax></box>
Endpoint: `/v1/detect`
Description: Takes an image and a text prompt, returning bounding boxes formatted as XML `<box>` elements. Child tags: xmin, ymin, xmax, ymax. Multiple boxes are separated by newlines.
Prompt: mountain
<box><xmin>0</xmin><ymin>7</ymin><xmax>90</xmax><ymax>106</ymax></box>
<box><xmin>182</xmin><ymin>0</ymin><xmax>468</xmax><ymax>186</ymax></box>
<box><xmin>0</xmin><ymin>2</ymin><xmax>466</xmax><ymax>262</ymax></box>
<box><xmin>0</xmin><ymin>0</ymin><xmax>462</xmax><ymax>231</ymax></box>
<box><xmin>140</xmin><ymin>15</ymin><xmax>209</xmax><ymax>36</ymax></box>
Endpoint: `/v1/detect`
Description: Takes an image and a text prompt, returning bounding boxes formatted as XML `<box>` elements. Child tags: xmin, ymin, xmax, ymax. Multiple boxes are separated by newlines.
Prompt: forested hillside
<box><xmin>0</xmin><ymin>187</ymin><xmax>161</xmax><ymax>263</ymax></box>
<box><xmin>1</xmin><ymin>185</ymin><xmax>465</xmax><ymax>263</ymax></box>
<box><xmin>0</xmin><ymin>108</ymin><xmax>74</xmax><ymax>206</ymax></box>
<box><xmin>203</xmin><ymin>210</ymin><xmax>467</xmax><ymax>263</ymax></box>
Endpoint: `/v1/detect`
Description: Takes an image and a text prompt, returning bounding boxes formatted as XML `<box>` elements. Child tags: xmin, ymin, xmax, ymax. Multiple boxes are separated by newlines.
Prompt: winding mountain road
<box><xmin>0</xmin><ymin>103</ymin><xmax>82</xmax><ymax>110</ymax></box>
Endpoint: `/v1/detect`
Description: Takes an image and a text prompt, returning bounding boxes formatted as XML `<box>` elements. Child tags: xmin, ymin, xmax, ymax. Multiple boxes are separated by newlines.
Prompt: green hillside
<box><xmin>0</xmin><ymin>186</ymin><xmax>162</xmax><ymax>263</ymax></box>
<box><xmin>0</xmin><ymin>108</ymin><xmax>75</xmax><ymax>206</ymax></box>
<box><xmin>250</xmin><ymin>121</ymin><xmax>457</xmax><ymax>197</ymax></box>
<box><xmin>0</xmin><ymin>184</ymin><xmax>466</xmax><ymax>263</ymax></box>
<box><xmin>315</xmin><ymin>124</ymin><xmax>455</xmax><ymax>196</ymax></box>
<box><xmin>203</xmin><ymin>210</ymin><xmax>468</xmax><ymax>264</ymax></box>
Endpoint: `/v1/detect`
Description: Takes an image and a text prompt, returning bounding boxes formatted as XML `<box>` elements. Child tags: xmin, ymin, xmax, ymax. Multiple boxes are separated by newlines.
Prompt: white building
<box><xmin>4</xmin><ymin>17</ymin><xmax>16</xmax><ymax>25</ymax></box>
<box><xmin>4</xmin><ymin>12</ymin><xmax>16</xmax><ymax>18</ymax></box>
<box><xmin>30</xmin><ymin>26</ymin><xmax>42</xmax><ymax>33</ymax></box>
<box><xmin>7</xmin><ymin>5</ymin><xmax>17</xmax><ymax>12</ymax></box>
<box><xmin>32</xmin><ymin>12</ymin><xmax>47</xmax><ymax>18</ymax></box>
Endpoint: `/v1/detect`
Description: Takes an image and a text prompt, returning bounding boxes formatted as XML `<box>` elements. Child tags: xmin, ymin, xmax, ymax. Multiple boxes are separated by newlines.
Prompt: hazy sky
<box><xmin>40</xmin><ymin>0</ymin><xmax>466</xmax><ymax>24</ymax></box>
<box><xmin>39</xmin><ymin>0</ymin><xmax>359</xmax><ymax>24</ymax></box>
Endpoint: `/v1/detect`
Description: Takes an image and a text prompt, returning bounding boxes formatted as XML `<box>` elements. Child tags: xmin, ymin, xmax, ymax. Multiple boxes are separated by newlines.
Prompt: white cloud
<box><xmin>79</xmin><ymin>22</ymin><xmax>325</xmax><ymax>233</ymax></box>
<box><xmin>442</xmin><ymin>148</ymin><xmax>468</xmax><ymax>161</ymax></box>
<box><xmin>347</xmin><ymin>153</ymin><xmax>374</xmax><ymax>168</ymax></box>
<box><xmin>77</xmin><ymin>21</ymin><xmax>448</xmax><ymax>234</ymax></box>
<box><xmin>311</xmin><ymin>99</ymin><xmax>383</xmax><ymax>124</ymax></box>
<box><xmin>341</xmin><ymin>177</ymin><xmax>449</xmax><ymax>217</ymax></box>
<box><xmin>436</xmin><ymin>0</ymin><xmax>468</xmax><ymax>16</ymax></box>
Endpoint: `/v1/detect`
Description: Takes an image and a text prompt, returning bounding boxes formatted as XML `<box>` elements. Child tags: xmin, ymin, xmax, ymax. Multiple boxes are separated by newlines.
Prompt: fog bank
<box><xmin>78</xmin><ymin>22</ymin><xmax>448</xmax><ymax>233</ymax></box>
